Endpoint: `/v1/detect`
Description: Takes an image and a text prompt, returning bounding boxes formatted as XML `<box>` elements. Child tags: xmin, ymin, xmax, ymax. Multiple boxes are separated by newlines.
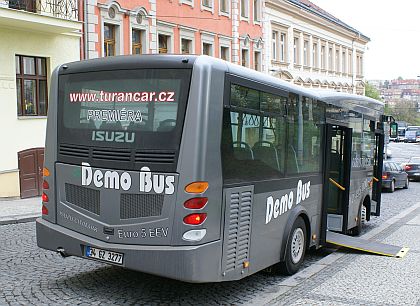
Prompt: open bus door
<box><xmin>323</xmin><ymin>124</ymin><xmax>352</xmax><ymax>234</ymax></box>
<box><xmin>371</xmin><ymin>126</ymin><xmax>384</xmax><ymax>216</ymax></box>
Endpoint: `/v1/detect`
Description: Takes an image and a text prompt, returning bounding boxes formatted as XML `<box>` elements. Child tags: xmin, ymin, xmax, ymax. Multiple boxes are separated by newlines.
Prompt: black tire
<box><xmin>279</xmin><ymin>217</ymin><xmax>307</xmax><ymax>275</ymax></box>
<box><xmin>350</xmin><ymin>205</ymin><xmax>363</xmax><ymax>236</ymax></box>
<box><xmin>389</xmin><ymin>180</ymin><xmax>395</xmax><ymax>193</ymax></box>
<box><xmin>404</xmin><ymin>178</ymin><xmax>409</xmax><ymax>189</ymax></box>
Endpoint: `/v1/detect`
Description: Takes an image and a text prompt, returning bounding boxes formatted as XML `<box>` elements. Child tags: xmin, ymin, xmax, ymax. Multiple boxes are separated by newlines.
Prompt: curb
<box><xmin>244</xmin><ymin>202</ymin><xmax>420</xmax><ymax>306</ymax></box>
<box><xmin>0</xmin><ymin>214</ymin><xmax>40</xmax><ymax>225</ymax></box>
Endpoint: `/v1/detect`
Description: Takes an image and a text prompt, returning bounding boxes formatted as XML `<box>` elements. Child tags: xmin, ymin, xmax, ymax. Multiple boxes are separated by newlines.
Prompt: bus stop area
<box><xmin>1</xmin><ymin>194</ymin><xmax>420</xmax><ymax>305</ymax></box>
<box><xmin>247</xmin><ymin>201</ymin><xmax>420</xmax><ymax>306</ymax></box>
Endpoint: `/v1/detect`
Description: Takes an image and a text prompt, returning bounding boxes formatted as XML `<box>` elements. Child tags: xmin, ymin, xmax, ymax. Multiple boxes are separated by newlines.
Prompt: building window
<box><xmin>241</xmin><ymin>0</ymin><xmax>248</xmax><ymax>18</ymax></box>
<box><xmin>241</xmin><ymin>49</ymin><xmax>249</xmax><ymax>67</ymax></box>
<box><xmin>254</xmin><ymin>51</ymin><xmax>261</xmax><ymax>71</ymax></box>
<box><xmin>312</xmin><ymin>42</ymin><xmax>318</xmax><ymax>68</ymax></box>
<box><xmin>203</xmin><ymin>43</ymin><xmax>213</xmax><ymax>56</ymax></box>
<box><xmin>15</xmin><ymin>55</ymin><xmax>48</xmax><ymax>116</ymax></box>
<box><xmin>348</xmin><ymin>52</ymin><xmax>353</xmax><ymax>74</ymax></box>
<box><xmin>221</xmin><ymin>46</ymin><xmax>230</xmax><ymax>61</ymax></box>
<box><xmin>321</xmin><ymin>45</ymin><xmax>326</xmax><ymax>69</ymax></box>
<box><xmin>181</xmin><ymin>38</ymin><xmax>192</xmax><ymax>54</ymax></box>
<box><xmin>202</xmin><ymin>0</ymin><xmax>212</xmax><ymax>8</ymax></box>
<box><xmin>272</xmin><ymin>31</ymin><xmax>277</xmax><ymax>60</ymax></box>
<box><xmin>280</xmin><ymin>33</ymin><xmax>286</xmax><ymax>62</ymax></box>
<box><xmin>335</xmin><ymin>49</ymin><xmax>340</xmax><ymax>72</ymax></box>
<box><xmin>104</xmin><ymin>23</ymin><xmax>116</xmax><ymax>56</ymax></box>
<box><xmin>220</xmin><ymin>0</ymin><xmax>229</xmax><ymax>13</ymax></box>
<box><xmin>159</xmin><ymin>34</ymin><xmax>170</xmax><ymax>54</ymax></box>
<box><xmin>303</xmin><ymin>40</ymin><xmax>309</xmax><ymax>66</ymax></box>
<box><xmin>328</xmin><ymin>47</ymin><xmax>333</xmax><ymax>71</ymax></box>
<box><xmin>253</xmin><ymin>0</ymin><xmax>260</xmax><ymax>22</ymax></box>
<box><xmin>293</xmin><ymin>37</ymin><xmax>299</xmax><ymax>65</ymax></box>
<box><xmin>342</xmin><ymin>50</ymin><xmax>346</xmax><ymax>73</ymax></box>
<box><xmin>132</xmin><ymin>29</ymin><xmax>143</xmax><ymax>54</ymax></box>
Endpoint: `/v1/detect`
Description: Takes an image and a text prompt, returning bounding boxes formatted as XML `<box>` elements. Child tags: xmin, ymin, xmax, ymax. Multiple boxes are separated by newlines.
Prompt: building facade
<box><xmin>263</xmin><ymin>0</ymin><xmax>369</xmax><ymax>94</ymax></box>
<box><xmin>82</xmin><ymin>0</ymin><xmax>264</xmax><ymax>70</ymax></box>
<box><xmin>0</xmin><ymin>0</ymin><xmax>82</xmax><ymax>197</ymax></box>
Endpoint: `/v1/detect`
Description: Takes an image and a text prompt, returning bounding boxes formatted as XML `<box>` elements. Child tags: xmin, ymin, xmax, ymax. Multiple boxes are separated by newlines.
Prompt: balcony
<box><xmin>0</xmin><ymin>0</ymin><xmax>81</xmax><ymax>34</ymax></box>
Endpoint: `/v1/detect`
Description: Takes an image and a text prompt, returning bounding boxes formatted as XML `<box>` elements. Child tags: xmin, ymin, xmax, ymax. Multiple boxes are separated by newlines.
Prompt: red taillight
<box><xmin>42</xmin><ymin>192</ymin><xmax>49</xmax><ymax>203</ymax></box>
<box><xmin>405</xmin><ymin>165</ymin><xmax>412</xmax><ymax>171</ymax></box>
<box><xmin>43</xmin><ymin>180</ymin><xmax>49</xmax><ymax>190</ymax></box>
<box><xmin>42</xmin><ymin>205</ymin><xmax>48</xmax><ymax>215</ymax></box>
<box><xmin>382</xmin><ymin>173</ymin><xmax>388</xmax><ymax>179</ymax></box>
<box><xmin>183</xmin><ymin>213</ymin><xmax>207</xmax><ymax>225</ymax></box>
<box><xmin>184</xmin><ymin>197</ymin><xmax>208</xmax><ymax>209</ymax></box>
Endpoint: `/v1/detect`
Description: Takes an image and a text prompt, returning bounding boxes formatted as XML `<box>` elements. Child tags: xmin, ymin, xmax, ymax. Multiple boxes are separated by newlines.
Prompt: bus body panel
<box><xmin>36</xmin><ymin>55</ymin><xmax>385</xmax><ymax>283</ymax></box>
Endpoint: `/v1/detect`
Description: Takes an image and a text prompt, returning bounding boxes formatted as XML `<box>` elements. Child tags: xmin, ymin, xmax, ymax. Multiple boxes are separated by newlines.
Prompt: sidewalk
<box><xmin>246</xmin><ymin>202</ymin><xmax>420</xmax><ymax>306</ymax></box>
<box><xmin>0</xmin><ymin>197</ymin><xmax>41</xmax><ymax>225</ymax></box>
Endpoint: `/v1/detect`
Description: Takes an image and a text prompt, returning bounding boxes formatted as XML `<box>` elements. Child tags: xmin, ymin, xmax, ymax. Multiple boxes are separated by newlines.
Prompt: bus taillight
<box><xmin>42</xmin><ymin>205</ymin><xmax>49</xmax><ymax>215</ymax></box>
<box><xmin>43</xmin><ymin>180</ymin><xmax>49</xmax><ymax>190</ymax></box>
<box><xmin>43</xmin><ymin>167</ymin><xmax>50</xmax><ymax>177</ymax></box>
<box><xmin>42</xmin><ymin>192</ymin><xmax>49</xmax><ymax>203</ymax></box>
<box><xmin>183</xmin><ymin>213</ymin><xmax>207</xmax><ymax>225</ymax></box>
<box><xmin>184</xmin><ymin>197</ymin><xmax>208</xmax><ymax>209</ymax></box>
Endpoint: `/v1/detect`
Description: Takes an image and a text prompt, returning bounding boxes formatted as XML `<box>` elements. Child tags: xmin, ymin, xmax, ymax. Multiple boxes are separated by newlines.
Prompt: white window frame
<box><xmin>179</xmin><ymin>0</ymin><xmax>194</xmax><ymax>8</ymax></box>
<box><xmin>279</xmin><ymin>32</ymin><xmax>286</xmax><ymax>62</ymax></box>
<box><xmin>312</xmin><ymin>41</ymin><xmax>319</xmax><ymax>69</ymax></box>
<box><xmin>253</xmin><ymin>0</ymin><xmax>261</xmax><ymax>24</ymax></box>
<box><xmin>129</xmin><ymin>8</ymin><xmax>149</xmax><ymax>55</ymax></box>
<box><xmin>201</xmin><ymin>32</ymin><xmax>215</xmax><ymax>56</ymax></box>
<box><xmin>179</xmin><ymin>27</ymin><xmax>196</xmax><ymax>55</ymax></box>
<box><xmin>241</xmin><ymin>48</ymin><xmax>250</xmax><ymax>67</ymax></box>
<box><xmin>99</xmin><ymin>2</ymin><xmax>125</xmax><ymax>57</ymax></box>
<box><xmin>219</xmin><ymin>0</ymin><xmax>230</xmax><ymax>16</ymax></box>
<box><xmin>240</xmin><ymin>0</ymin><xmax>249</xmax><ymax>21</ymax></box>
<box><xmin>157</xmin><ymin>22</ymin><xmax>175</xmax><ymax>54</ymax></box>
<box><xmin>303</xmin><ymin>40</ymin><xmax>309</xmax><ymax>66</ymax></box>
<box><xmin>219</xmin><ymin>35</ymin><xmax>232</xmax><ymax>62</ymax></box>
<box><xmin>293</xmin><ymin>36</ymin><xmax>300</xmax><ymax>65</ymax></box>
<box><xmin>201</xmin><ymin>0</ymin><xmax>214</xmax><ymax>13</ymax></box>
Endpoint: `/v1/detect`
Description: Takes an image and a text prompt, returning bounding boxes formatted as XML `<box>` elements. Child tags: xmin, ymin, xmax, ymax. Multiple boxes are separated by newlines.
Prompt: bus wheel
<box><xmin>279</xmin><ymin>217</ymin><xmax>307</xmax><ymax>275</ymax></box>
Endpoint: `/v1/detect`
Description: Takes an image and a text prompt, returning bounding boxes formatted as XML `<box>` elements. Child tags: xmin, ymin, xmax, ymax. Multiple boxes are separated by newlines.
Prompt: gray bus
<box><xmin>36</xmin><ymin>55</ymin><xmax>385</xmax><ymax>282</ymax></box>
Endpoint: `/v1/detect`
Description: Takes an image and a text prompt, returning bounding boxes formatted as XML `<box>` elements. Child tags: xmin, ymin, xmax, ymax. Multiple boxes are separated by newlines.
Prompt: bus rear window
<box><xmin>58</xmin><ymin>69</ymin><xmax>191</xmax><ymax>151</ymax></box>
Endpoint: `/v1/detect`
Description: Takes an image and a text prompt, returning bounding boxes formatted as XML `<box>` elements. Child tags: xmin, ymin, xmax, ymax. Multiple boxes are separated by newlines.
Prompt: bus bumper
<box><xmin>36</xmin><ymin>218</ymin><xmax>223</xmax><ymax>283</ymax></box>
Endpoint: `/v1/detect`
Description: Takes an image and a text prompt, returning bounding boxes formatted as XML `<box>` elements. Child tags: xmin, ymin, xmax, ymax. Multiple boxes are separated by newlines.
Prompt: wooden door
<box><xmin>18</xmin><ymin>148</ymin><xmax>45</xmax><ymax>198</ymax></box>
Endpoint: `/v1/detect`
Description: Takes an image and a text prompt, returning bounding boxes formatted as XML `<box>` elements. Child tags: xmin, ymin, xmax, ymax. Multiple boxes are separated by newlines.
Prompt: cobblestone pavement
<box><xmin>1</xmin><ymin>142</ymin><xmax>419</xmax><ymax>305</ymax></box>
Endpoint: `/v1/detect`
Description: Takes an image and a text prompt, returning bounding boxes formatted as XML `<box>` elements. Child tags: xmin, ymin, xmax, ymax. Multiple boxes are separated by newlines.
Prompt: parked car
<box><xmin>405</xmin><ymin>130</ymin><xmax>420</xmax><ymax>143</ymax></box>
<box><xmin>383</xmin><ymin>147</ymin><xmax>392</xmax><ymax>159</ymax></box>
<box><xmin>382</xmin><ymin>161</ymin><xmax>409</xmax><ymax>192</ymax></box>
<box><xmin>405</xmin><ymin>157</ymin><xmax>420</xmax><ymax>181</ymax></box>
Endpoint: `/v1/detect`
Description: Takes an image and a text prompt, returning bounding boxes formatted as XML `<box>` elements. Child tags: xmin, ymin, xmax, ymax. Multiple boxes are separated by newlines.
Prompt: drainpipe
<box><xmin>84</xmin><ymin>0</ymin><xmax>89</xmax><ymax>59</ymax></box>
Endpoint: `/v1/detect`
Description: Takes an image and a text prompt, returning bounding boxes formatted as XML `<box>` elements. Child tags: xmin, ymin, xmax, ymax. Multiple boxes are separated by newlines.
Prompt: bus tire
<box><xmin>279</xmin><ymin>217</ymin><xmax>307</xmax><ymax>275</ymax></box>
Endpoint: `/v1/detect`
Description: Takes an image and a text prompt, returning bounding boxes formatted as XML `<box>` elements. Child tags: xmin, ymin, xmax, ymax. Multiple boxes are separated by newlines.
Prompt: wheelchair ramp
<box><xmin>326</xmin><ymin>231</ymin><xmax>409</xmax><ymax>258</ymax></box>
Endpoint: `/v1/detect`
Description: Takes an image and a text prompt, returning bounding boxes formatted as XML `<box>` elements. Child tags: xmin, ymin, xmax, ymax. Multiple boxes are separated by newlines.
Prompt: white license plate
<box><xmin>414</xmin><ymin>173</ymin><xmax>420</xmax><ymax>176</ymax></box>
<box><xmin>85</xmin><ymin>246</ymin><xmax>124</xmax><ymax>265</ymax></box>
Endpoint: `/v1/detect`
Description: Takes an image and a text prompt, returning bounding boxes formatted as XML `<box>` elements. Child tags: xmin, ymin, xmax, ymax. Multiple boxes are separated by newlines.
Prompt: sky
<box><xmin>313</xmin><ymin>0</ymin><xmax>420</xmax><ymax>81</ymax></box>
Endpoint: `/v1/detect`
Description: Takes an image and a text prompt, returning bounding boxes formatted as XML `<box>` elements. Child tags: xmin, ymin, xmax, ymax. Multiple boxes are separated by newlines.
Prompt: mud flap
<box><xmin>326</xmin><ymin>231</ymin><xmax>409</xmax><ymax>258</ymax></box>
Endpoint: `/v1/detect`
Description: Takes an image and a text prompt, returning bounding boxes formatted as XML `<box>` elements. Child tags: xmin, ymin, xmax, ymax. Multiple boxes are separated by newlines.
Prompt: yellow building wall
<box><xmin>0</xmin><ymin>27</ymin><xmax>80</xmax><ymax>197</ymax></box>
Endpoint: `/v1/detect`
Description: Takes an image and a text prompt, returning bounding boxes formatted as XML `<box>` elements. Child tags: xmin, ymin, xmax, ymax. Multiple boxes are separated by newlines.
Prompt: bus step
<box><xmin>326</xmin><ymin>231</ymin><xmax>409</xmax><ymax>258</ymax></box>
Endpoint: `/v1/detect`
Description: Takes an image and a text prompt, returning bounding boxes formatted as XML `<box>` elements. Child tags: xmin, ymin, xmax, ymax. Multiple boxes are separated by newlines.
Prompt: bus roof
<box><xmin>59</xmin><ymin>54</ymin><xmax>384</xmax><ymax>114</ymax></box>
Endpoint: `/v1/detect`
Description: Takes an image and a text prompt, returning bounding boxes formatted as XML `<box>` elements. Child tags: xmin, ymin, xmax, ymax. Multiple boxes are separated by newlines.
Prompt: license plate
<box><xmin>85</xmin><ymin>246</ymin><xmax>124</xmax><ymax>265</ymax></box>
<box><xmin>414</xmin><ymin>173</ymin><xmax>420</xmax><ymax>176</ymax></box>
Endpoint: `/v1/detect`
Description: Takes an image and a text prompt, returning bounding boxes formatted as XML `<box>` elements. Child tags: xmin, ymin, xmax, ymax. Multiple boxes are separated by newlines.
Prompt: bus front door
<box><xmin>324</xmin><ymin>125</ymin><xmax>352</xmax><ymax>233</ymax></box>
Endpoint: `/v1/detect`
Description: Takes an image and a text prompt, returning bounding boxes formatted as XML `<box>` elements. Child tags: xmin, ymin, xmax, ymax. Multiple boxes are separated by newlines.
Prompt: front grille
<box><xmin>65</xmin><ymin>183</ymin><xmax>100</xmax><ymax>215</ymax></box>
<box><xmin>120</xmin><ymin>193</ymin><xmax>164</xmax><ymax>219</ymax></box>
<box><xmin>59</xmin><ymin>144</ymin><xmax>89</xmax><ymax>158</ymax></box>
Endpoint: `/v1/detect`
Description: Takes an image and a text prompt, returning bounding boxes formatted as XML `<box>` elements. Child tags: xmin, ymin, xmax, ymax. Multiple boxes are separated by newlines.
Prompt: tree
<box><xmin>365</xmin><ymin>82</ymin><xmax>382</xmax><ymax>101</ymax></box>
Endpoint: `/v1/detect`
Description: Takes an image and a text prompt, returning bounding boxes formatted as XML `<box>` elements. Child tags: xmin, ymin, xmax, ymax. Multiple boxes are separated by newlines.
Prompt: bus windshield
<box><xmin>58</xmin><ymin>69</ymin><xmax>191</xmax><ymax>151</ymax></box>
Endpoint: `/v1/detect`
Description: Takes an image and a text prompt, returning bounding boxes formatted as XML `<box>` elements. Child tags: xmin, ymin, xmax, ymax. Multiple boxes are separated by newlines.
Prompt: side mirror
<box><xmin>390</xmin><ymin>122</ymin><xmax>398</xmax><ymax>138</ymax></box>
